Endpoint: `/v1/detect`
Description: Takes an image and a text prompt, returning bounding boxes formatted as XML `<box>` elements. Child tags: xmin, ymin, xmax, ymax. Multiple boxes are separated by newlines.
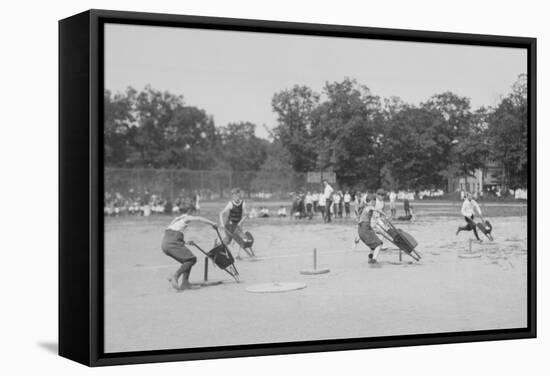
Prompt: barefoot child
<box><xmin>356</xmin><ymin>196</ymin><xmax>387</xmax><ymax>264</ymax></box>
<box><xmin>161</xmin><ymin>208</ymin><xmax>217</xmax><ymax>291</ymax></box>
<box><xmin>219</xmin><ymin>187</ymin><xmax>251</xmax><ymax>258</ymax></box>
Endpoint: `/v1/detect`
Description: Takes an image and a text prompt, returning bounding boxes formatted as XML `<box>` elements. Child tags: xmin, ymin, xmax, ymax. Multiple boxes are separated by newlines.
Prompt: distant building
<box><xmin>447</xmin><ymin>160</ymin><xmax>504</xmax><ymax>193</ymax></box>
<box><xmin>482</xmin><ymin>160</ymin><xmax>503</xmax><ymax>188</ymax></box>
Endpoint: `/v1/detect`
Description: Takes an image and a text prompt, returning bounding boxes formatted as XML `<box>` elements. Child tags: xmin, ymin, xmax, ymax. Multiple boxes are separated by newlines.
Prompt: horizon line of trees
<box><xmin>105</xmin><ymin>74</ymin><xmax>527</xmax><ymax>191</ymax></box>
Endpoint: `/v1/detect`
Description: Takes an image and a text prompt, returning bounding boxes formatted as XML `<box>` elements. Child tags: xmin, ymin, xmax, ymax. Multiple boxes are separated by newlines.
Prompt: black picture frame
<box><xmin>59</xmin><ymin>9</ymin><xmax>537</xmax><ymax>367</ymax></box>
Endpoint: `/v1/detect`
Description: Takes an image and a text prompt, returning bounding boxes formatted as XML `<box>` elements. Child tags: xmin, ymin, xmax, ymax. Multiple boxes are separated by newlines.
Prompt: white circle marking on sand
<box><xmin>246</xmin><ymin>282</ymin><xmax>307</xmax><ymax>293</ymax></box>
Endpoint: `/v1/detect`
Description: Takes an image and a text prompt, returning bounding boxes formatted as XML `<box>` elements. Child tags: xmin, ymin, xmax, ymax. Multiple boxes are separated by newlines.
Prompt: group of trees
<box><xmin>104</xmin><ymin>85</ymin><xmax>270</xmax><ymax>172</ymax></box>
<box><xmin>271</xmin><ymin>75</ymin><xmax>527</xmax><ymax>190</ymax></box>
<box><xmin>104</xmin><ymin>74</ymin><xmax>528</xmax><ymax>192</ymax></box>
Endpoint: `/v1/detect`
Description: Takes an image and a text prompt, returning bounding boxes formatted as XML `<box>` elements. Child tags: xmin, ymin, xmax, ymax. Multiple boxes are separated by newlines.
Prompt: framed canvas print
<box><xmin>59</xmin><ymin>9</ymin><xmax>536</xmax><ymax>366</ymax></box>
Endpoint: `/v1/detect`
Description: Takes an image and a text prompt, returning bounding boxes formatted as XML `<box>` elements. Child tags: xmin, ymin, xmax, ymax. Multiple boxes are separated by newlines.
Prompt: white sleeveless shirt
<box><xmin>167</xmin><ymin>215</ymin><xmax>191</xmax><ymax>233</ymax></box>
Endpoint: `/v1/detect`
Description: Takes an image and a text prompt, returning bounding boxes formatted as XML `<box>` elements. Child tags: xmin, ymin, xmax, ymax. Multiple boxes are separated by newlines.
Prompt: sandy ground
<box><xmin>104</xmin><ymin>202</ymin><xmax>528</xmax><ymax>353</ymax></box>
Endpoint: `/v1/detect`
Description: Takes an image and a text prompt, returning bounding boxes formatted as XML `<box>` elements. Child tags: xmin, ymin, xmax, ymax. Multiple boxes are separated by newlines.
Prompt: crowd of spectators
<box><xmin>104</xmin><ymin>189</ymin><xmax>200</xmax><ymax>217</ymax></box>
<box><xmin>287</xmin><ymin>188</ymin><xmax>411</xmax><ymax>221</ymax></box>
<box><xmin>105</xmin><ymin>185</ymin><xmax>527</xmax><ymax>218</ymax></box>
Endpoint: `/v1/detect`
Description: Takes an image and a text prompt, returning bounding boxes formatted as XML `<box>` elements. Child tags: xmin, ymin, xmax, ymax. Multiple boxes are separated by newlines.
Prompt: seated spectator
<box><xmin>249</xmin><ymin>207</ymin><xmax>259</xmax><ymax>219</ymax></box>
<box><xmin>277</xmin><ymin>206</ymin><xmax>287</xmax><ymax>217</ymax></box>
<box><xmin>260</xmin><ymin>207</ymin><xmax>270</xmax><ymax>218</ymax></box>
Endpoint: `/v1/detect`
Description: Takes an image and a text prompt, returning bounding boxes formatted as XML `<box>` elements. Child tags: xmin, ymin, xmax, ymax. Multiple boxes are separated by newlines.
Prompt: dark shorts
<box><xmin>161</xmin><ymin>229</ymin><xmax>196</xmax><ymax>264</ymax></box>
<box><xmin>358</xmin><ymin>222</ymin><xmax>383</xmax><ymax>250</ymax></box>
<box><xmin>225</xmin><ymin>220</ymin><xmax>239</xmax><ymax>233</ymax></box>
<box><xmin>463</xmin><ymin>215</ymin><xmax>476</xmax><ymax>230</ymax></box>
<box><xmin>227</xmin><ymin>221</ymin><xmax>252</xmax><ymax>248</ymax></box>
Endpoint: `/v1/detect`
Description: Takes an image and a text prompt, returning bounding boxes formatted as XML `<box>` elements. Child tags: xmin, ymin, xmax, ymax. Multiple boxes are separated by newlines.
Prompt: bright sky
<box><xmin>105</xmin><ymin>23</ymin><xmax>527</xmax><ymax>139</ymax></box>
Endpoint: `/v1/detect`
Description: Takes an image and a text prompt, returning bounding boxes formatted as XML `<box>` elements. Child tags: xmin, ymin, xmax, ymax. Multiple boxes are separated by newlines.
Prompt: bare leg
<box><xmin>168</xmin><ymin>265</ymin><xmax>186</xmax><ymax>290</ymax></box>
<box><xmin>372</xmin><ymin>245</ymin><xmax>381</xmax><ymax>261</ymax></box>
<box><xmin>352</xmin><ymin>236</ymin><xmax>360</xmax><ymax>251</ymax></box>
<box><xmin>179</xmin><ymin>259</ymin><xmax>197</xmax><ymax>290</ymax></box>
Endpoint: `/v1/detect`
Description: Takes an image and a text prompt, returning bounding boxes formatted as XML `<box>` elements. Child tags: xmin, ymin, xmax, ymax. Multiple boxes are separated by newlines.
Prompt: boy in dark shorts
<box><xmin>219</xmin><ymin>187</ymin><xmax>251</xmax><ymax>258</ymax></box>
<box><xmin>161</xmin><ymin>208</ymin><xmax>218</xmax><ymax>291</ymax></box>
<box><xmin>356</xmin><ymin>195</ymin><xmax>387</xmax><ymax>264</ymax></box>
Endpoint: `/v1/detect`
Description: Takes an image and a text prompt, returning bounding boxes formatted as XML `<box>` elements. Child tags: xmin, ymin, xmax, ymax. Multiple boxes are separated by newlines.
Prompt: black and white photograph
<box><xmin>4</xmin><ymin>0</ymin><xmax>550</xmax><ymax>373</ymax></box>
<box><xmin>102</xmin><ymin>20</ymin><xmax>531</xmax><ymax>354</ymax></box>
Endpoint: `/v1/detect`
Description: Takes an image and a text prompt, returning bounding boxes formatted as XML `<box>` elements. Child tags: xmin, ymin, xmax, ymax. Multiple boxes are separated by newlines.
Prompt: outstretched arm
<box><xmin>187</xmin><ymin>215</ymin><xmax>217</xmax><ymax>227</ymax></box>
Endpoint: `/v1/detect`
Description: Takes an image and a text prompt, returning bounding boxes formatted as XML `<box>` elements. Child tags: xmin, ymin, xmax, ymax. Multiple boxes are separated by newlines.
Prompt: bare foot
<box><xmin>168</xmin><ymin>276</ymin><xmax>181</xmax><ymax>291</ymax></box>
<box><xmin>180</xmin><ymin>281</ymin><xmax>201</xmax><ymax>291</ymax></box>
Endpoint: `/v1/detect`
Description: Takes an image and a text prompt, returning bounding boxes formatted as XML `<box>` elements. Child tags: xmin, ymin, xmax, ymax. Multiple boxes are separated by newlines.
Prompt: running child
<box><xmin>356</xmin><ymin>195</ymin><xmax>387</xmax><ymax>264</ymax></box>
<box><xmin>219</xmin><ymin>187</ymin><xmax>251</xmax><ymax>257</ymax></box>
<box><xmin>456</xmin><ymin>192</ymin><xmax>482</xmax><ymax>241</ymax></box>
<box><xmin>161</xmin><ymin>208</ymin><xmax>217</xmax><ymax>291</ymax></box>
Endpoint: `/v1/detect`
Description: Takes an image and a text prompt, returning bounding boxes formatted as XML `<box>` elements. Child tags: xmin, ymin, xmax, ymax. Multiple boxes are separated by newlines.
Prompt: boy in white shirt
<box><xmin>323</xmin><ymin>180</ymin><xmax>334</xmax><ymax>223</ymax></box>
<box><xmin>456</xmin><ymin>192</ymin><xmax>482</xmax><ymax>241</ymax></box>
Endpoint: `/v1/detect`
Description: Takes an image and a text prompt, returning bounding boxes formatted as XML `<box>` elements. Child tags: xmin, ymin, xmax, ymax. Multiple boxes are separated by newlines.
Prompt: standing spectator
<box><xmin>312</xmin><ymin>191</ymin><xmax>319</xmax><ymax>213</ymax></box>
<box><xmin>344</xmin><ymin>190</ymin><xmax>352</xmax><ymax>218</ymax></box>
<box><xmin>333</xmin><ymin>191</ymin><xmax>342</xmax><ymax>219</ymax></box>
<box><xmin>194</xmin><ymin>191</ymin><xmax>200</xmax><ymax>214</ymax></box>
<box><xmin>318</xmin><ymin>192</ymin><xmax>326</xmax><ymax>221</ymax></box>
<box><xmin>389</xmin><ymin>190</ymin><xmax>397</xmax><ymax>218</ymax></box>
<box><xmin>374</xmin><ymin>189</ymin><xmax>386</xmax><ymax>215</ymax></box>
<box><xmin>337</xmin><ymin>191</ymin><xmax>344</xmax><ymax>218</ymax></box>
<box><xmin>404</xmin><ymin>198</ymin><xmax>411</xmax><ymax>217</ymax></box>
<box><xmin>305</xmin><ymin>192</ymin><xmax>314</xmax><ymax>220</ymax></box>
<box><xmin>374</xmin><ymin>189</ymin><xmax>387</xmax><ymax>249</ymax></box>
<box><xmin>323</xmin><ymin>179</ymin><xmax>334</xmax><ymax>223</ymax></box>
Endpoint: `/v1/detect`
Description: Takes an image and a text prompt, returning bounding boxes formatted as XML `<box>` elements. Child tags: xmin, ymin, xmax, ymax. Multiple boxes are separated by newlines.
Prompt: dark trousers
<box><xmin>325</xmin><ymin>199</ymin><xmax>333</xmax><ymax>222</ymax></box>
<box><xmin>459</xmin><ymin>215</ymin><xmax>480</xmax><ymax>240</ymax></box>
<box><xmin>161</xmin><ymin>230</ymin><xmax>197</xmax><ymax>272</ymax></box>
<box><xmin>306</xmin><ymin>203</ymin><xmax>313</xmax><ymax>219</ymax></box>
